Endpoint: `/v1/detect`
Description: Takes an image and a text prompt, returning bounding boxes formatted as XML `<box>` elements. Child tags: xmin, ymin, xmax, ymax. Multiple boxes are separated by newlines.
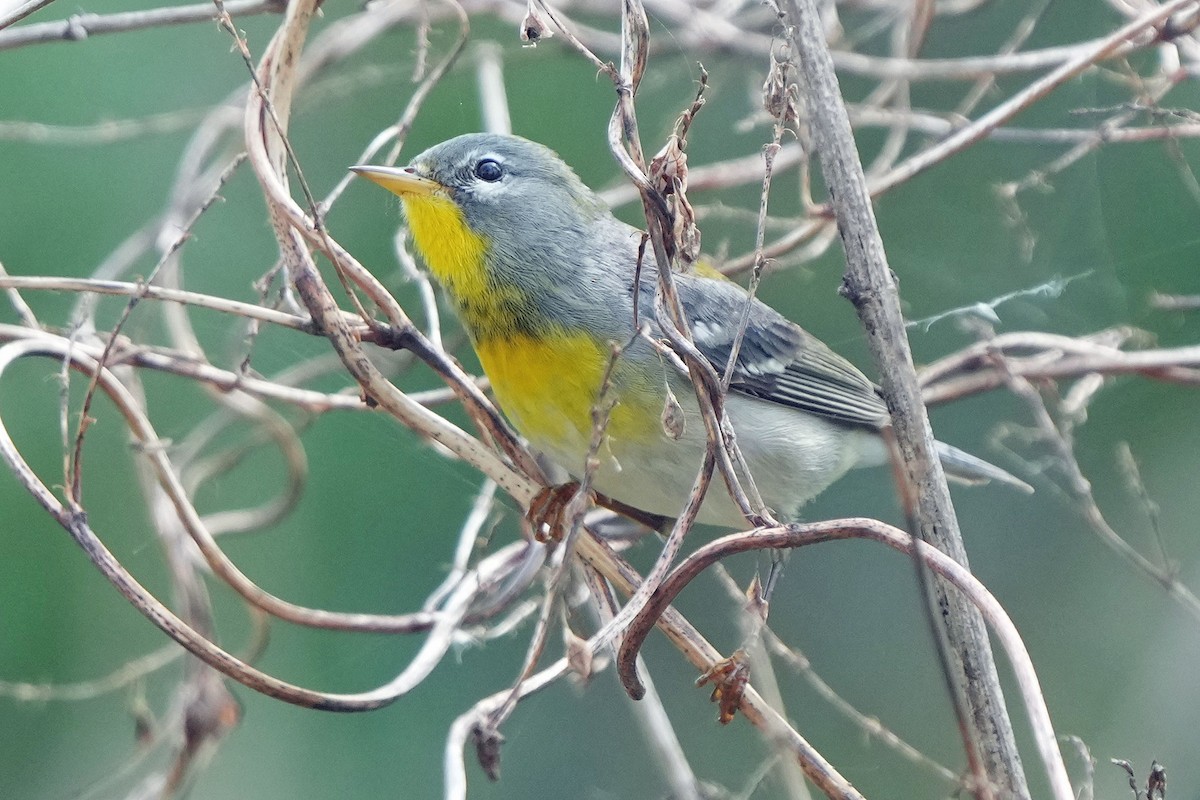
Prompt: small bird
<box><xmin>353</xmin><ymin>134</ymin><xmax>1028</xmax><ymax>528</ymax></box>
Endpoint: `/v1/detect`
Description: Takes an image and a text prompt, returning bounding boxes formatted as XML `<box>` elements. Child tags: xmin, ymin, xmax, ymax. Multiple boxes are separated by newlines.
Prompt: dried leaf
<box><xmin>661</xmin><ymin>385</ymin><xmax>685</xmax><ymax>440</ymax></box>
<box><xmin>472</xmin><ymin>722</ymin><xmax>505</xmax><ymax>781</ymax></box>
<box><xmin>649</xmin><ymin>136</ymin><xmax>701</xmax><ymax>268</ymax></box>
<box><xmin>1148</xmin><ymin>761</ymin><xmax>1166</xmax><ymax>800</ymax></box>
<box><xmin>744</xmin><ymin>573</ymin><xmax>769</xmax><ymax>624</ymax></box>
<box><xmin>763</xmin><ymin>42</ymin><xmax>799</xmax><ymax>125</ymax></box>
<box><xmin>520</xmin><ymin>1</ymin><xmax>553</xmax><ymax>45</ymax></box>
<box><xmin>647</xmin><ymin>69</ymin><xmax>708</xmax><ymax>270</ymax></box>
<box><xmin>695</xmin><ymin>648</ymin><xmax>751</xmax><ymax>725</ymax></box>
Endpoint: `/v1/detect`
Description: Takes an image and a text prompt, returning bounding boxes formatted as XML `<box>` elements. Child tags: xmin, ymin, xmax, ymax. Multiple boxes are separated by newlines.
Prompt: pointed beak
<box><xmin>350</xmin><ymin>165</ymin><xmax>443</xmax><ymax>198</ymax></box>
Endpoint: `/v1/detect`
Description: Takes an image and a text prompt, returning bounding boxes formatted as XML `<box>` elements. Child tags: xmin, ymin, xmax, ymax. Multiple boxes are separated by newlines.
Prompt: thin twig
<box><xmin>0</xmin><ymin>644</ymin><xmax>182</xmax><ymax>702</ymax></box>
<box><xmin>617</xmin><ymin>518</ymin><xmax>1073</xmax><ymax>800</ymax></box>
<box><xmin>0</xmin><ymin>0</ymin><xmax>280</xmax><ymax>51</ymax></box>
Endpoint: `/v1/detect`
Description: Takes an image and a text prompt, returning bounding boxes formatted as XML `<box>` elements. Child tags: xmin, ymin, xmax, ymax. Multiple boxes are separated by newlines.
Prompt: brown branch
<box><xmin>66</xmin><ymin>153</ymin><xmax>245</xmax><ymax>508</ymax></box>
<box><xmin>781</xmin><ymin>0</ymin><xmax>1040</xmax><ymax>796</ymax></box>
<box><xmin>7</xmin><ymin>0</ymin><xmax>1200</xmax><ymax>796</ymax></box>
<box><xmin>0</xmin><ymin>340</ymin><xmax>456</xmax><ymax>710</ymax></box>
<box><xmin>616</xmin><ymin>518</ymin><xmax>1071</xmax><ymax>799</ymax></box>
<box><xmin>998</xmin><ymin>369</ymin><xmax>1200</xmax><ymax>623</ymax></box>
<box><xmin>866</xmin><ymin>0</ymin><xmax>1200</xmax><ymax>199</ymax></box>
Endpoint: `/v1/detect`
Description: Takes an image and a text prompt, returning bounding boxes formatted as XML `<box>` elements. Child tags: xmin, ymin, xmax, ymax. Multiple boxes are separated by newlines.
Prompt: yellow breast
<box><xmin>400</xmin><ymin>191</ymin><xmax>660</xmax><ymax>469</ymax></box>
<box><xmin>475</xmin><ymin>333</ymin><xmax>660</xmax><ymax>466</ymax></box>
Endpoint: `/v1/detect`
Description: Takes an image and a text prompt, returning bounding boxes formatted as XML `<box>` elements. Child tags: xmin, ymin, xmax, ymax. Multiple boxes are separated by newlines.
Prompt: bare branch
<box><xmin>617</xmin><ymin>518</ymin><xmax>1072</xmax><ymax>800</ymax></box>
<box><xmin>0</xmin><ymin>0</ymin><xmax>281</xmax><ymax>51</ymax></box>
<box><xmin>7</xmin><ymin>0</ymin><xmax>1200</xmax><ymax>796</ymax></box>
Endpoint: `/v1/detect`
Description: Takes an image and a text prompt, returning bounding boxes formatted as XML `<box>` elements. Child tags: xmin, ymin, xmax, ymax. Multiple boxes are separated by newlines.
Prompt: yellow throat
<box><xmin>399</xmin><ymin>194</ymin><xmax>490</xmax><ymax>310</ymax></box>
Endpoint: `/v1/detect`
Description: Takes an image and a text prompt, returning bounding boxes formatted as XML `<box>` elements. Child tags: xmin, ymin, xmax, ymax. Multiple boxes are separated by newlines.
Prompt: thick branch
<box><xmin>781</xmin><ymin>1</ymin><xmax>1037</xmax><ymax>797</ymax></box>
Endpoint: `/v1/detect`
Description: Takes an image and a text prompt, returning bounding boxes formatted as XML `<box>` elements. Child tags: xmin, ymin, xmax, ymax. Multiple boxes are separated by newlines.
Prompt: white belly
<box><xmin>535</xmin><ymin>391</ymin><xmax>885</xmax><ymax>529</ymax></box>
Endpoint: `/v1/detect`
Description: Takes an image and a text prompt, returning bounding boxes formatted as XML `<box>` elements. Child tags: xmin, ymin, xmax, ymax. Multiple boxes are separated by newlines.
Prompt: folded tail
<box><xmin>935</xmin><ymin>441</ymin><xmax>1034</xmax><ymax>494</ymax></box>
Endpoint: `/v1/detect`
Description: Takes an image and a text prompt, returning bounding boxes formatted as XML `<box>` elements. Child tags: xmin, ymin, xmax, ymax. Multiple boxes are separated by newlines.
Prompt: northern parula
<box><xmin>352</xmin><ymin>134</ymin><xmax>1029</xmax><ymax>527</ymax></box>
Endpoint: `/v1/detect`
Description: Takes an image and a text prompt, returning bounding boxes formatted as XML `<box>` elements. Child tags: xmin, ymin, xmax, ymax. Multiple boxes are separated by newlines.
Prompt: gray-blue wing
<box><xmin>670</xmin><ymin>273</ymin><xmax>890</xmax><ymax>429</ymax></box>
<box><xmin>664</xmin><ymin>273</ymin><xmax>1033</xmax><ymax>491</ymax></box>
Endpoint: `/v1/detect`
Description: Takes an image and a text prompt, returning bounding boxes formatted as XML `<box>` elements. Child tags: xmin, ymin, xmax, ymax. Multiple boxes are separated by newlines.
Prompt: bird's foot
<box><xmin>526</xmin><ymin>481</ymin><xmax>593</xmax><ymax>543</ymax></box>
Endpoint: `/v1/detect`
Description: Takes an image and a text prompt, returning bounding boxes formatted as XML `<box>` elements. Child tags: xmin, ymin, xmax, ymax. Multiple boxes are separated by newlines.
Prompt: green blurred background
<box><xmin>2</xmin><ymin>0</ymin><xmax>1199</xmax><ymax>798</ymax></box>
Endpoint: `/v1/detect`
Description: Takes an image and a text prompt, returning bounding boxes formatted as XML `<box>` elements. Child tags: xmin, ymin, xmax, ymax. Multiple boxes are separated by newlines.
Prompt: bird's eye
<box><xmin>474</xmin><ymin>159</ymin><xmax>503</xmax><ymax>182</ymax></box>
